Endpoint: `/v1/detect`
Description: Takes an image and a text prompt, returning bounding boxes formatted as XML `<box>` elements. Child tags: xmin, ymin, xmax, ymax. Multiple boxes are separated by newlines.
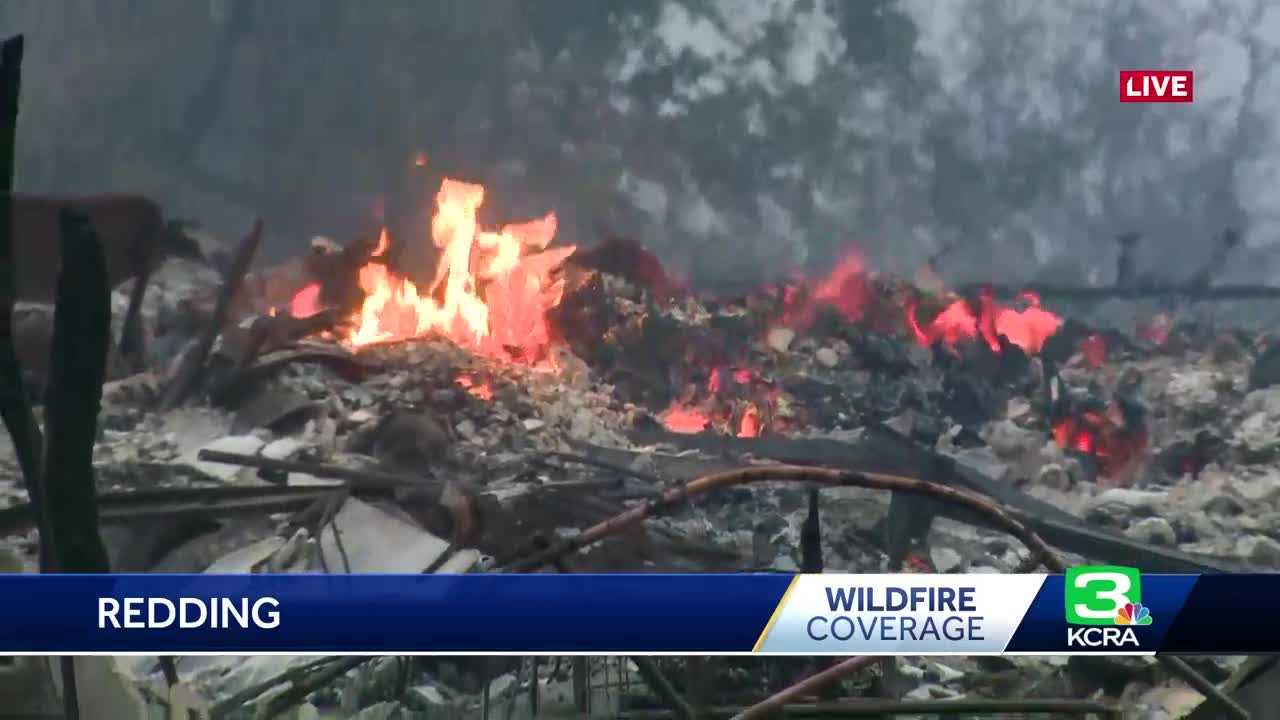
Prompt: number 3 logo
<box><xmin>1065</xmin><ymin>566</ymin><xmax>1142</xmax><ymax>625</ymax></box>
<box><xmin>1072</xmin><ymin>572</ymin><xmax>1130</xmax><ymax>619</ymax></box>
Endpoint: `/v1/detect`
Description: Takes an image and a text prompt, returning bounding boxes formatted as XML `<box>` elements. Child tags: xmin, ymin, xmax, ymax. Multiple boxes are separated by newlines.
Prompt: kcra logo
<box><xmin>1064</xmin><ymin>566</ymin><xmax>1153</xmax><ymax>649</ymax></box>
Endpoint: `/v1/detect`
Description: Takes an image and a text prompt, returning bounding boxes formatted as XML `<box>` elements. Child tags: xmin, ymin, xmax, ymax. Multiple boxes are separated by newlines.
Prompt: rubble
<box><xmin>3</xmin><ymin>206</ymin><xmax>1277</xmax><ymax>716</ymax></box>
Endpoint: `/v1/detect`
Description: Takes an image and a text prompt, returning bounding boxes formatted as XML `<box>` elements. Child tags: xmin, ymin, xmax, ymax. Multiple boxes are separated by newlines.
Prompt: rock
<box><xmin>1232</xmin><ymin>470</ymin><xmax>1280</xmax><ymax>506</ymax></box>
<box><xmin>1165</xmin><ymin>370</ymin><xmax>1224</xmax><ymax>420</ymax></box>
<box><xmin>984</xmin><ymin>420</ymin><xmax>1042</xmax><ymax>461</ymax></box>
<box><xmin>261</xmin><ymin>437</ymin><xmax>306</xmax><ymax>461</ymax></box>
<box><xmin>1201</xmin><ymin>494</ymin><xmax>1245</xmax><ymax>516</ymax></box>
<box><xmin>766</xmin><ymin>326</ymin><xmax>795</xmax><ymax>353</ymax></box>
<box><xmin>352</xmin><ymin>702</ymin><xmax>399</xmax><ymax>720</ymax></box>
<box><xmin>1237</xmin><ymin>412</ymin><xmax>1280</xmax><ymax>462</ymax></box>
<box><xmin>815</xmin><ymin>347</ymin><xmax>839</xmax><ymax>368</ymax></box>
<box><xmin>927</xmin><ymin>661</ymin><xmax>966</xmax><ymax>684</ymax></box>
<box><xmin>772</xmin><ymin>555</ymin><xmax>799</xmax><ymax>572</ymax></box>
<box><xmin>373</xmin><ymin>411</ymin><xmax>452</xmax><ymax>468</ymax></box>
<box><xmin>930</xmin><ymin>547</ymin><xmax>963</xmax><ymax>573</ymax></box>
<box><xmin>1137</xmin><ymin>685</ymin><xmax>1204</xmax><ymax>719</ymax></box>
<box><xmin>1086</xmin><ymin>488</ymin><xmax>1167</xmax><ymax>520</ymax></box>
<box><xmin>904</xmin><ymin>683</ymin><xmax>957</xmax><ymax>700</ymax></box>
<box><xmin>1242</xmin><ymin>386</ymin><xmax>1280</xmax><ymax>416</ymax></box>
<box><xmin>1037</xmin><ymin>463</ymin><xmax>1073</xmax><ymax>490</ymax></box>
<box><xmin>454</xmin><ymin>419</ymin><xmax>477</xmax><ymax>440</ymax></box>
<box><xmin>1125</xmin><ymin>517</ymin><xmax>1176</xmax><ymax>546</ymax></box>
<box><xmin>1237</xmin><ymin>534</ymin><xmax>1280</xmax><ymax>566</ymax></box>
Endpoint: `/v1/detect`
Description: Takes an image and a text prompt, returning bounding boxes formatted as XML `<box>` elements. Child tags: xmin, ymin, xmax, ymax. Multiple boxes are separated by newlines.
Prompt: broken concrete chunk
<box><xmin>766</xmin><ymin>326</ymin><xmax>795</xmax><ymax>353</ymax></box>
<box><xmin>983</xmin><ymin>419</ymin><xmax>1043</xmax><ymax>461</ymax></box>
<box><xmin>318</xmin><ymin>498</ymin><xmax>451</xmax><ymax>573</ymax></box>
<box><xmin>930</xmin><ymin>546</ymin><xmax>963</xmax><ymax>573</ymax></box>
<box><xmin>1237</xmin><ymin>534</ymin><xmax>1280</xmax><ymax>566</ymax></box>
<box><xmin>1165</xmin><ymin>370</ymin><xmax>1224</xmax><ymax>420</ymax></box>
<box><xmin>1125</xmin><ymin>517</ymin><xmax>1176</xmax><ymax>547</ymax></box>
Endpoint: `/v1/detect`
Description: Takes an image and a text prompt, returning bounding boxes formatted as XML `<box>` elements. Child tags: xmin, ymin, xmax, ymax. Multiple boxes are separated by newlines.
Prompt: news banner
<box><xmin>0</xmin><ymin>567</ymin><xmax>1269</xmax><ymax>655</ymax></box>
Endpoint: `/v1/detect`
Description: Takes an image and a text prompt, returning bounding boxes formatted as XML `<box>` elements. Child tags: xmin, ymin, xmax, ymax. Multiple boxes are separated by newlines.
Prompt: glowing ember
<box><xmin>1052</xmin><ymin>408</ymin><xmax>1148</xmax><ymax>480</ymax></box>
<box><xmin>661</xmin><ymin>403</ymin><xmax>710</xmax><ymax>434</ymax></box>
<box><xmin>906</xmin><ymin>288</ymin><xmax>1061</xmax><ymax>355</ymax></box>
<box><xmin>738</xmin><ymin>404</ymin><xmax>762</xmax><ymax>438</ymax></box>
<box><xmin>455</xmin><ymin>374</ymin><xmax>493</xmax><ymax>401</ymax></box>
<box><xmin>1080</xmin><ymin>334</ymin><xmax>1107</xmax><ymax>369</ymax></box>
<box><xmin>298</xmin><ymin>179</ymin><xmax>574</xmax><ymax>363</ymax></box>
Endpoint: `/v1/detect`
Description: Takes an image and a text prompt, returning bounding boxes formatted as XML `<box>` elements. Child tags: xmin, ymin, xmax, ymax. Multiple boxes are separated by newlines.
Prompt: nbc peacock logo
<box><xmin>1115</xmin><ymin>602</ymin><xmax>1153</xmax><ymax>626</ymax></box>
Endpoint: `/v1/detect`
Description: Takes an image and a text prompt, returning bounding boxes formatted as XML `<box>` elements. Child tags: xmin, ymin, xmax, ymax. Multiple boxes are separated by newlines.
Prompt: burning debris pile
<box><xmin>5</xmin><ymin>173</ymin><xmax>1280</xmax><ymax>716</ymax></box>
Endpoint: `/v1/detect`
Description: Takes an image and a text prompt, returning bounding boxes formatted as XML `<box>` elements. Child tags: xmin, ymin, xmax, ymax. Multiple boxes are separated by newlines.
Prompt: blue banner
<box><xmin>0</xmin><ymin>574</ymin><xmax>791</xmax><ymax>653</ymax></box>
<box><xmin>0</xmin><ymin>571</ymin><xmax>1272</xmax><ymax>654</ymax></box>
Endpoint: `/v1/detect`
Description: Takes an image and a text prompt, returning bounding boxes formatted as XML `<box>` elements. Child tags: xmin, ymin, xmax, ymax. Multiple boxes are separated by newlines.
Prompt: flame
<box><xmin>296</xmin><ymin>179</ymin><xmax>574</xmax><ymax>363</ymax></box>
<box><xmin>738</xmin><ymin>404</ymin><xmax>762</xmax><ymax>438</ymax></box>
<box><xmin>290</xmin><ymin>283</ymin><xmax>323</xmax><ymax>319</ymax></box>
<box><xmin>661</xmin><ymin>366</ymin><xmax>774</xmax><ymax>436</ymax></box>
<box><xmin>456</xmin><ymin>374</ymin><xmax>493</xmax><ymax>401</ymax></box>
<box><xmin>1052</xmin><ymin>408</ymin><xmax>1148</xmax><ymax>480</ymax></box>
<box><xmin>906</xmin><ymin>288</ymin><xmax>1061</xmax><ymax>355</ymax></box>
<box><xmin>779</xmin><ymin>247</ymin><xmax>869</xmax><ymax>328</ymax></box>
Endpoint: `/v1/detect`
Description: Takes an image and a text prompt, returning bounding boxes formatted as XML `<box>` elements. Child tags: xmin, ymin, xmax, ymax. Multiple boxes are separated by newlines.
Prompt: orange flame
<box><xmin>906</xmin><ymin>289</ymin><xmax>1061</xmax><ymax>355</ymax></box>
<box><xmin>1051</xmin><ymin>407</ymin><xmax>1148</xmax><ymax>481</ymax></box>
<box><xmin>779</xmin><ymin>247</ymin><xmax>869</xmax><ymax>329</ymax></box>
<box><xmin>456</xmin><ymin>373</ymin><xmax>494</xmax><ymax>401</ymax></box>
<box><xmin>298</xmin><ymin>178</ymin><xmax>574</xmax><ymax>363</ymax></box>
<box><xmin>290</xmin><ymin>283</ymin><xmax>323</xmax><ymax>319</ymax></box>
<box><xmin>1080</xmin><ymin>334</ymin><xmax>1106</xmax><ymax>368</ymax></box>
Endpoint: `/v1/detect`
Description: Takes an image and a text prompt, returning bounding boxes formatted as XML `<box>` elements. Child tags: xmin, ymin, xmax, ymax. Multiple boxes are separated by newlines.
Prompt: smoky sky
<box><xmin>3</xmin><ymin>0</ymin><xmax>1279</xmax><ymax>299</ymax></box>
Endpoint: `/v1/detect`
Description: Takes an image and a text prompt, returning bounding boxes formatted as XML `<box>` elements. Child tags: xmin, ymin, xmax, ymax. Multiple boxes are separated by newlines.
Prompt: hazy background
<box><xmin>4</xmin><ymin>0</ymin><xmax>1280</xmax><ymax>296</ymax></box>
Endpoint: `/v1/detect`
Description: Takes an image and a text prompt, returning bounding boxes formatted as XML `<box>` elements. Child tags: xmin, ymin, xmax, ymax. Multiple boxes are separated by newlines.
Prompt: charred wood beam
<box><xmin>954</xmin><ymin>280</ymin><xmax>1280</xmax><ymax>303</ymax></box>
<box><xmin>160</xmin><ymin>218</ymin><xmax>263</xmax><ymax>409</ymax></box>
<box><xmin>196</xmin><ymin>449</ymin><xmax>482</xmax><ymax>545</ymax></box>
<box><xmin>0</xmin><ymin>34</ymin><xmax>50</xmax><ymax>563</ymax></box>
<box><xmin>1187</xmin><ymin>657</ymin><xmax>1280</xmax><ymax>720</ymax></box>
<box><xmin>621</xmin><ymin>697</ymin><xmax>1124</xmax><ymax>718</ymax></box>
<box><xmin>0</xmin><ymin>33</ymin><xmax>80</xmax><ymax>720</ymax></box>
<box><xmin>0</xmin><ymin>484</ymin><xmax>396</xmax><ymax>536</ymax></box>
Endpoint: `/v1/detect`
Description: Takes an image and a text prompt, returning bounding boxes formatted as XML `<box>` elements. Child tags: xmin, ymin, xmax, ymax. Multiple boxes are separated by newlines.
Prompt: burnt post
<box><xmin>41</xmin><ymin>208</ymin><xmax>112</xmax><ymax>574</ymax></box>
<box><xmin>0</xmin><ymin>35</ymin><xmax>50</xmax><ymax>560</ymax></box>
